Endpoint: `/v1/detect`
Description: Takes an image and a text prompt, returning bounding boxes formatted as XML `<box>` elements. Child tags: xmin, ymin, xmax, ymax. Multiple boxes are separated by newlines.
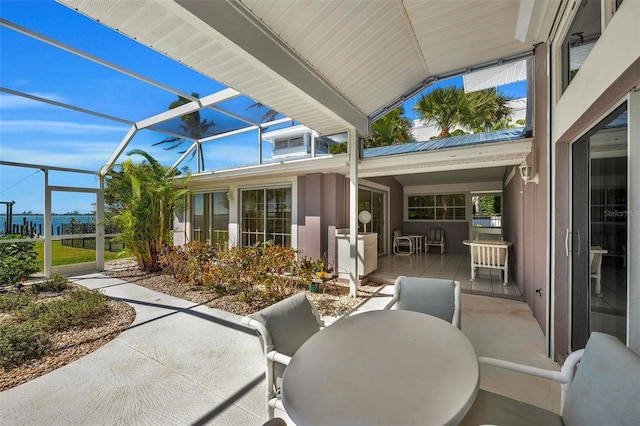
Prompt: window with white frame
<box><xmin>192</xmin><ymin>192</ymin><xmax>229</xmax><ymax>251</ymax></box>
<box><xmin>241</xmin><ymin>187</ymin><xmax>292</xmax><ymax>247</ymax></box>
<box><xmin>407</xmin><ymin>194</ymin><xmax>466</xmax><ymax>220</ymax></box>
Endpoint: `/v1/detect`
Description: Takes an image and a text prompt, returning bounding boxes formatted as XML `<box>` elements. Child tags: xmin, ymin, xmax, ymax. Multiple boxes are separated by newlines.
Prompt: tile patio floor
<box><xmin>369</xmin><ymin>252</ymin><xmax>523</xmax><ymax>298</ymax></box>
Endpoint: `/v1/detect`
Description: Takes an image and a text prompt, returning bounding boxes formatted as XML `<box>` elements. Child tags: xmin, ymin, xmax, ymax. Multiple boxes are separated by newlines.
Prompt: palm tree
<box><xmin>105</xmin><ymin>149</ymin><xmax>190</xmax><ymax>272</ymax></box>
<box><xmin>413</xmin><ymin>87</ymin><xmax>512</xmax><ymax>139</ymax></box>
<box><xmin>153</xmin><ymin>93</ymin><xmax>215</xmax><ymax>172</ymax></box>
<box><xmin>329</xmin><ymin>107</ymin><xmax>415</xmax><ymax>153</ymax></box>
<box><xmin>465</xmin><ymin>89</ymin><xmax>513</xmax><ymax>132</ymax></box>
<box><xmin>413</xmin><ymin>87</ymin><xmax>470</xmax><ymax>139</ymax></box>
<box><xmin>366</xmin><ymin>107</ymin><xmax>415</xmax><ymax>148</ymax></box>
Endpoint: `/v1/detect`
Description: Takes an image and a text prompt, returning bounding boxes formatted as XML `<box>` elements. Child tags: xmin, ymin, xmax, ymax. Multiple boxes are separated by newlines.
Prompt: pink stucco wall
<box><xmin>503</xmin><ymin>44</ymin><xmax>550</xmax><ymax>338</ymax></box>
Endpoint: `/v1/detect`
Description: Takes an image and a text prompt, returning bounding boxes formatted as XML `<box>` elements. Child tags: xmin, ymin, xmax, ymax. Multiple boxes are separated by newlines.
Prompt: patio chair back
<box><xmin>425</xmin><ymin>228</ymin><xmax>446</xmax><ymax>253</ymax></box>
<box><xmin>242</xmin><ymin>293</ymin><xmax>324</xmax><ymax>418</ymax></box>
<box><xmin>384</xmin><ymin>276</ymin><xmax>461</xmax><ymax>328</ymax></box>
<box><xmin>460</xmin><ymin>332</ymin><xmax>640</xmax><ymax>426</ymax></box>
<box><xmin>562</xmin><ymin>332</ymin><xmax>640</xmax><ymax>425</ymax></box>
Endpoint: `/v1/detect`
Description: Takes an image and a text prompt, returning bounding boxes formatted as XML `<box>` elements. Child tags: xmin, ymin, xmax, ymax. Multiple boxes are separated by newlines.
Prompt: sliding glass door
<box><xmin>358</xmin><ymin>187</ymin><xmax>385</xmax><ymax>255</ymax></box>
<box><xmin>571</xmin><ymin>105</ymin><xmax>628</xmax><ymax>350</ymax></box>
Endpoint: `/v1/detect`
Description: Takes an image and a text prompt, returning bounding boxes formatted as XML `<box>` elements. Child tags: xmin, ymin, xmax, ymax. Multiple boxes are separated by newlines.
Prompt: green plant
<box><xmin>413</xmin><ymin>87</ymin><xmax>512</xmax><ymax>139</ymax></box>
<box><xmin>159</xmin><ymin>242</ymin><xmax>218</xmax><ymax>285</ymax></box>
<box><xmin>30</xmin><ymin>274</ymin><xmax>71</xmax><ymax>293</ymax></box>
<box><xmin>0</xmin><ymin>235</ymin><xmax>38</xmax><ymax>285</ymax></box>
<box><xmin>17</xmin><ymin>290</ymin><xmax>110</xmax><ymax>331</ymax></box>
<box><xmin>105</xmin><ymin>149</ymin><xmax>191</xmax><ymax>272</ymax></box>
<box><xmin>0</xmin><ymin>291</ymin><xmax>33</xmax><ymax>313</ymax></box>
<box><xmin>0</xmin><ymin>323</ymin><xmax>49</xmax><ymax>369</ymax></box>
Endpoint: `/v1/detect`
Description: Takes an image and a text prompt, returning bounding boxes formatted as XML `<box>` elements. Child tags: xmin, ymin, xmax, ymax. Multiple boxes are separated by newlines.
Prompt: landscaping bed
<box><xmin>0</xmin><ymin>276</ymin><xmax>135</xmax><ymax>391</ymax></box>
<box><xmin>105</xmin><ymin>265</ymin><xmax>381</xmax><ymax>317</ymax></box>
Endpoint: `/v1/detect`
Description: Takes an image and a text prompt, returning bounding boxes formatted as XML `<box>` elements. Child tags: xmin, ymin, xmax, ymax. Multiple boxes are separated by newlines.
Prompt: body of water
<box><xmin>0</xmin><ymin>214</ymin><xmax>95</xmax><ymax>236</ymax></box>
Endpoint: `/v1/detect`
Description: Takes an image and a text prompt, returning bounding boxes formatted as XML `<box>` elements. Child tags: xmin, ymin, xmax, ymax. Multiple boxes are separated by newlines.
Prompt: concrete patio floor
<box><xmin>0</xmin><ymin>271</ymin><xmax>559</xmax><ymax>425</ymax></box>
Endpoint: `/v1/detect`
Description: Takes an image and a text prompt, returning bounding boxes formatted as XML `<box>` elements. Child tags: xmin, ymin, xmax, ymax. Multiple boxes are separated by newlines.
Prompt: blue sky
<box><xmin>0</xmin><ymin>0</ymin><xmax>526</xmax><ymax>214</ymax></box>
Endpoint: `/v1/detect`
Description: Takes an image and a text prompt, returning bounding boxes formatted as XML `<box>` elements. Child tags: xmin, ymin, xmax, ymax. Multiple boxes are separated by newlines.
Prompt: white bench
<box><xmin>463</xmin><ymin>240</ymin><xmax>511</xmax><ymax>285</ymax></box>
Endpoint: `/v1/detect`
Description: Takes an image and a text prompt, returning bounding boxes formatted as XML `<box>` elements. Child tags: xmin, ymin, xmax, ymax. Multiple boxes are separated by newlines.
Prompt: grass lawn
<box><xmin>35</xmin><ymin>241</ymin><xmax>123</xmax><ymax>271</ymax></box>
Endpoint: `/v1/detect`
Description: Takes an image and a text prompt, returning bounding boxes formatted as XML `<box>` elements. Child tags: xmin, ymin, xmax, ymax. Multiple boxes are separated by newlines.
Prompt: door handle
<box><xmin>565</xmin><ymin>229</ymin><xmax>570</xmax><ymax>257</ymax></box>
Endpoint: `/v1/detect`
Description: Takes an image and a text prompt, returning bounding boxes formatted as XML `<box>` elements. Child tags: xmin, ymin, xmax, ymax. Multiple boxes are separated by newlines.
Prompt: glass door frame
<box><xmin>569</xmin><ymin>102</ymin><xmax>628</xmax><ymax>350</ymax></box>
<box><xmin>357</xmin><ymin>183</ymin><xmax>388</xmax><ymax>256</ymax></box>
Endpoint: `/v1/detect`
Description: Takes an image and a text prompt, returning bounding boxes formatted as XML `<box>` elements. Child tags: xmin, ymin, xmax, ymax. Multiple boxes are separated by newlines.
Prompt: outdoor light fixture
<box><xmin>226</xmin><ymin>190</ymin><xmax>234</xmax><ymax>201</ymax></box>
<box><xmin>519</xmin><ymin>161</ymin><xmax>539</xmax><ymax>185</ymax></box>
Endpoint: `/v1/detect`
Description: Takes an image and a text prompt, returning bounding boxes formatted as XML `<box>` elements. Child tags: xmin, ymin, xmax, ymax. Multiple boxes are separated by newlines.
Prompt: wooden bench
<box><xmin>463</xmin><ymin>240</ymin><xmax>511</xmax><ymax>285</ymax></box>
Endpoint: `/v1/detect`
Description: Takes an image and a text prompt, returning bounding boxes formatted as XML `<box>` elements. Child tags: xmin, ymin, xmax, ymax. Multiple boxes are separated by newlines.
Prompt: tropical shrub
<box><xmin>159</xmin><ymin>242</ymin><xmax>218</xmax><ymax>285</ymax></box>
<box><xmin>160</xmin><ymin>242</ymin><xmax>327</xmax><ymax>304</ymax></box>
<box><xmin>105</xmin><ymin>150</ymin><xmax>190</xmax><ymax>272</ymax></box>
<box><xmin>0</xmin><ymin>235</ymin><xmax>38</xmax><ymax>286</ymax></box>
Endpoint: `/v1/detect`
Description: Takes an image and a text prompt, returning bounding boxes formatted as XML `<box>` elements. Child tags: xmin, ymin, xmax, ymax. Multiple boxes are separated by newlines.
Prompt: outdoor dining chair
<box><xmin>384</xmin><ymin>276</ymin><xmax>461</xmax><ymax>329</ymax></box>
<box><xmin>241</xmin><ymin>293</ymin><xmax>325</xmax><ymax>419</ymax></box>
<box><xmin>425</xmin><ymin>228</ymin><xmax>446</xmax><ymax>254</ymax></box>
<box><xmin>392</xmin><ymin>229</ymin><xmax>414</xmax><ymax>255</ymax></box>
<box><xmin>460</xmin><ymin>332</ymin><xmax>640</xmax><ymax>425</ymax></box>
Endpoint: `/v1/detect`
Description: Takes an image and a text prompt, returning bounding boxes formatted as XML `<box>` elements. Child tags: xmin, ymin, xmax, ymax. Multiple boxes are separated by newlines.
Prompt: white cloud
<box><xmin>0</xmin><ymin>119</ymin><xmax>128</xmax><ymax>134</ymax></box>
<box><xmin>0</xmin><ymin>145</ymin><xmax>114</xmax><ymax>170</ymax></box>
<box><xmin>0</xmin><ymin>92</ymin><xmax>68</xmax><ymax>108</ymax></box>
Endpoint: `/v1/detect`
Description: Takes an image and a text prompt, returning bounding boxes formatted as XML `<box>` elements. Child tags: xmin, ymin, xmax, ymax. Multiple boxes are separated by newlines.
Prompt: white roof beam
<box><xmin>175</xmin><ymin>0</ymin><xmax>369</xmax><ymax>135</ymax></box>
<box><xmin>135</xmin><ymin>88</ymin><xmax>246</xmax><ymax>130</ymax></box>
<box><xmin>171</xmin><ymin>142</ymin><xmax>198</xmax><ymax>171</ymax></box>
<box><xmin>136</xmin><ymin>102</ymin><xmax>203</xmax><ymax>130</ymax></box>
<box><xmin>100</xmin><ymin>126</ymin><xmax>137</xmax><ymax>176</ymax></box>
<box><xmin>198</xmin><ymin>117</ymin><xmax>292</xmax><ymax>144</ymax></box>
<box><xmin>0</xmin><ymin>160</ymin><xmax>96</xmax><ymax>175</ymax></box>
<box><xmin>515</xmin><ymin>0</ymin><xmax>555</xmax><ymax>43</ymax></box>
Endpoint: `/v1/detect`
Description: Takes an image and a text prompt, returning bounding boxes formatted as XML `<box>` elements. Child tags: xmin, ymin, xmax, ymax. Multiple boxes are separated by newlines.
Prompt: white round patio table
<box><xmin>281</xmin><ymin>309</ymin><xmax>479</xmax><ymax>426</ymax></box>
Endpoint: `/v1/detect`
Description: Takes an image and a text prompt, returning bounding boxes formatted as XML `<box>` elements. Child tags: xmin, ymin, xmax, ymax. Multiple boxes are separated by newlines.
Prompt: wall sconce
<box><xmin>226</xmin><ymin>190</ymin><xmax>234</xmax><ymax>201</ymax></box>
<box><xmin>519</xmin><ymin>162</ymin><xmax>539</xmax><ymax>185</ymax></box>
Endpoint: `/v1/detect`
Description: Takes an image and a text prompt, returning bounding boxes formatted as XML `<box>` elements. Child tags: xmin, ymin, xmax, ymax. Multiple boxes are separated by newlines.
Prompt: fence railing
<box><xmin>471</xmin><ymin>216</ymin><xmax>502</xmax><ymax>228</ymax></box>
<box><xmin>4</xmin><ymin>220</ymin><xmax>123</xmax><ymax>252</ymax></box>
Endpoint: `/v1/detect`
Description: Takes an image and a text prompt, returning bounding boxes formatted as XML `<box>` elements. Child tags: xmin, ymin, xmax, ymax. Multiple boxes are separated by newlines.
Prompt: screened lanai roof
<box><xmin>1</xmin><ymin>0</ymin><xmax>557</xmax><ymax>178</ymax></box>
<box><xmin>0</xmin><ymin>1</ymin><xmax>294</xmax><ymax>175</ymax></box>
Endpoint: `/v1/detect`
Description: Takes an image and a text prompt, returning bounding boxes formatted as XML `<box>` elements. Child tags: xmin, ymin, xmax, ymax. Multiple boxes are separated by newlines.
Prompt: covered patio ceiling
<box><xmin>61</xmin><ymin>0</ymin><xmax>559</xmax><ymax>137</ymax></box>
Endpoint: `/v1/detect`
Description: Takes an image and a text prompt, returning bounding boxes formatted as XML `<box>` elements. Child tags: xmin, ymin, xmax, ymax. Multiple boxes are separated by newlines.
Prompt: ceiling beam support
<box><xmin>175</xmin><ymin>0</ymin><xmax>369</xmax><ymax>135</ymax></box>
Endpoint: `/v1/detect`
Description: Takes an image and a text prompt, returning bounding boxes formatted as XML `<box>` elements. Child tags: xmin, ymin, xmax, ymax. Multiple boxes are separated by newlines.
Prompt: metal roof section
<box><xmin>181</xmin><ymin>127</ymin><xmax>532</xmax><ymax>184</ymax></box>
<box><xmin>364</xmin><ymin>128</ymin><xmax>528</xmax><ymax>159</ymax></box>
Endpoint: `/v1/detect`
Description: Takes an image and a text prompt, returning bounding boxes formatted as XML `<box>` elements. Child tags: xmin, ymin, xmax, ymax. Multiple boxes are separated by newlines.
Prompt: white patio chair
<box><xmin>241</xmin><ymin>293</ymin><xmax>325</xmax><ymax>419</ymax></box>
<box><xmin>392</xmin><ymin>229</ymin><xmax>414</xmax><ymax>255</ymax></box>
<box><xmin>460</xmin><ymin>332</ymin><xmax>640</xmax><ymax>426</ymax></box>
<box><xmin>425</xmin><ymin>228</ymin><xmax>445</xmax><ymax>254</ymax></box>
<box><xmin>384</xmin><ymin>276</ymin><xmax>461</xmax><ymax>329</ymax></box>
